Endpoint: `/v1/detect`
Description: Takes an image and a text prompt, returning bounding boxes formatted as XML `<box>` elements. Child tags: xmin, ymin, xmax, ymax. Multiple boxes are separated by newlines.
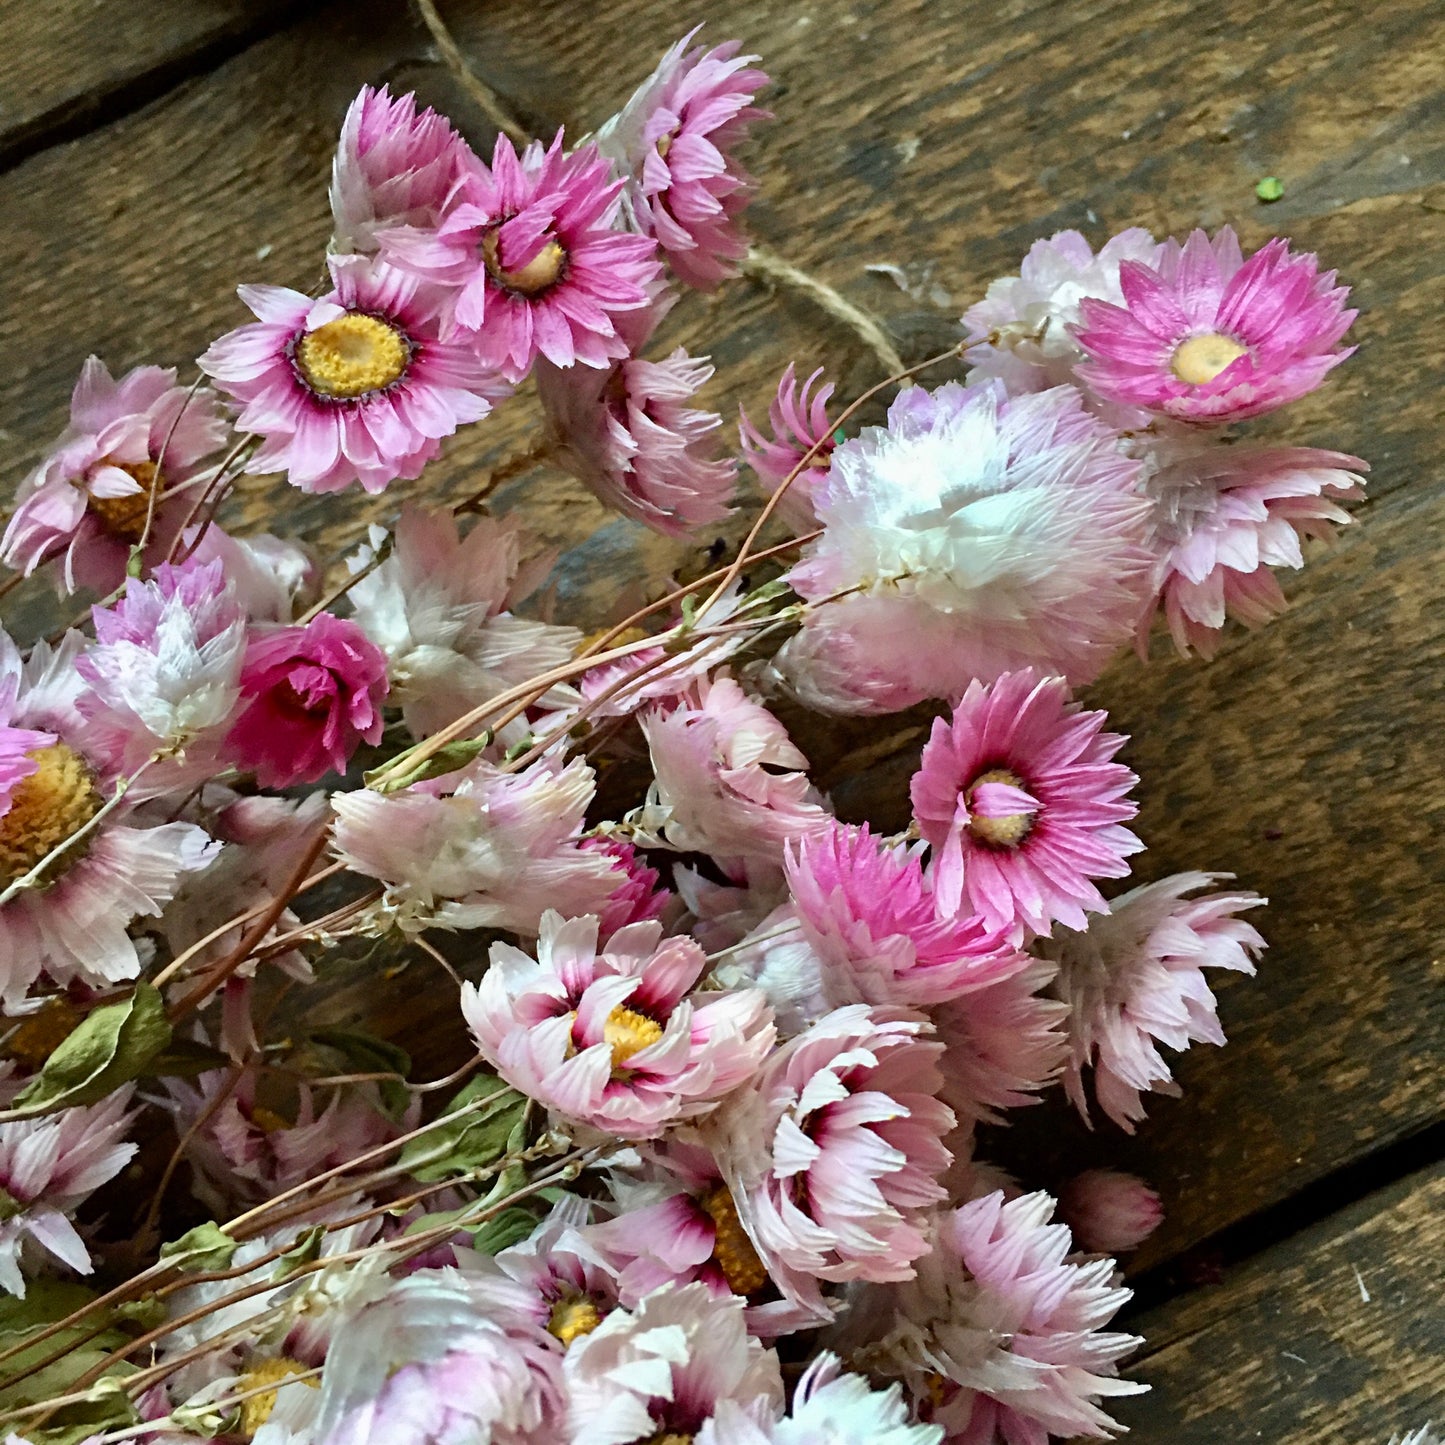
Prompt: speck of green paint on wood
<box><xmin>1255</xmin><ymin>176</ymin><xmax>1284</xmax><ymax>202</ymax></box>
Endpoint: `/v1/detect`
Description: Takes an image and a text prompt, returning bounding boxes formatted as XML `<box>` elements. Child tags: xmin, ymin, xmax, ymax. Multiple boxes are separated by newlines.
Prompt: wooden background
<box><xmin>1</xmin><ymin>0</ymin><xmax>1442</xmax><ymax>1437</ymax></box>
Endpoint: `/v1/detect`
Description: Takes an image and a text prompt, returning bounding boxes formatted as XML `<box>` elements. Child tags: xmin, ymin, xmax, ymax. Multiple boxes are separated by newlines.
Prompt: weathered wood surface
<box><xmin>0</xmin><ymin>2</ymin><xmax>1443</xmax><ymax>1422</ymax></box>
<box><xmin>1123</xmin><ymin>1162</ymin><xmax>1445</xmax><ymax>1440</ymax></box>
<box><xmin>0</xmin><ymin>0</ymin><xmax>305</xmax><ymax>169</ymax></box>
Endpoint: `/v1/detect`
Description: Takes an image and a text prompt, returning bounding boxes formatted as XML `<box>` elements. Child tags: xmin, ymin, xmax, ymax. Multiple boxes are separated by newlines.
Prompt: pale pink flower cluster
<box><xmin>0</xmin><ymin>31</ymin><xmax>1368</xmax><ymax>1444</ymax></box>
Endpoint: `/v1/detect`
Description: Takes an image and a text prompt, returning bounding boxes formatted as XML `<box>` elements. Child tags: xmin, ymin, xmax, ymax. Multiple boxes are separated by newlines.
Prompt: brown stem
<box><xmin>412</xmin><ymin>0</ymin><xmax>530</xmax><ymax>148</ymax></box>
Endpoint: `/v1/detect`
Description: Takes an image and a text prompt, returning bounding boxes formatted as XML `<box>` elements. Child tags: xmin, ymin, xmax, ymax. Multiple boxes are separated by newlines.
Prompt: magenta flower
<box><xmin>581</xmin><ymin>838</ymin><xmax>672</xmax><ymax>943</ymax></box>
<box><xmin>1142</xmin><ymin>443</ymin><xmax>1366</xmax><ymax>658</ymax></box>
<box><xmin>378</xmin><ymin>131</ymin><xmax>662</xmax><ymax>380</ymax></box>
<box><xmin>836</xmin><ymin>1192</ymin><xmax>1144</xmax><ymax>1445</ymax></box>
<box><xmin>910</xmin><ymin>671</ymin><xmax>1142</xmax><ymax>939</ymax></box>
<box><xmin>200</xmin><ymin>255</ymin><xmax>505</xmax><ymax>495</ymax></box>
<box><xmin>332</xmin><ymin>754</ymin><xmax>623</xmax><ymax>936</ymax></box>
<box><xmin>0</xmin><ymin>1087</ymin><xmax>137</xmax><ymax>1297</ymax></box>
<box><xmin>0</xmin><ymin>630</ymin><xmax>217</xmax><ymax>1004</ymax></box>
<box><xmin>463</xmin><ymin>910</ymin><xmax>774</xmax><ymax>1139</ymax></box>
<box><xmin>1041</xmin><ymin>870</ymin><xmax>1266</xmax><ymax>1130</ymax></box>
<box><xmin>933</xmin><ymin>956</ymin><xmax>1069</xmax><ymax>1131</ymax></box>
<box><xmin>705</xmin><ymin>1005</ymin><xmax>954</xmax><ymax>1299</ymax></box>
<box><xmin>635</xmin><ymin>677</ymin><xmax>833</xmax><ymax>875</ymax></box>
<box><xmin>738</xmin><ymin>364</ymin><xmax>836</xmax><ymax>531</ymax></box>
<box><xmin>224</xmin><ymin>614</ymin><xmax>388</xmax><ymax>788</ymax></box>
<box><xmin>562</xmin><ymin>1282</ymin><xmax>784</xmax><ymax>1443</ymax></box>
<box><xmin>329</xmin><ymin>84</ymin><xmax>474</xmax><ymax>255</ymax></box>
<box><xmin>1</xmin><ymin>357</ymin><xmax>228</xmax><ymax>595</ymax></box>
<box><xmin>1057</xmin><ymin>1169</ymin><xmax>1164</xmax><ymax>1254</ymax></box>
<box><xmin>1075</xmin><ymin>226</ymin><xmax>1356</xmax><ymax>423</ymax></box>
<box><xmin>538</xmin><ymin>302</ymin><xmax>736</xmax><ymax>537</ymax></box>
<box><xmin>598</xmin><ymin>31</ymin><xmax>770</xmax><ymax>289</ymax></box>
<box><xmin>785</xmin><ymin>822</ymin><xmax>1025</xmax><ymax>1009</ymax></box>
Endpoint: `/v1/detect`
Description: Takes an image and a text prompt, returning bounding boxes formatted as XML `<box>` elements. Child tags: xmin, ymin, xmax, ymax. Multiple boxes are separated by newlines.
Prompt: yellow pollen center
<box><xmin>237</xmin><ymin>1358</ymin><xmax>317</xmax><ymax>1438</ymax></box>
<box><xmin>86</xmin><ymin>459</ymin><xmax>162</xmax><ymax>543</ymax></box>
<box><xmin>547</xmin><ymin>1295</ymin><xmax>603</xmax><ymax>1346</ymax></box>
<box><xmin>5</xmin><ymin>998</ymin><xmax>82</xmax><ymax>1070</ymax></box>
<box><xmin>1170</xmin><ymin>331</ymin><xmax>1249</xmax><ymax>386</ymax></box>
<box><xmin>603</xmin><ymin>1005</ymin><xmax>665</xmax><ymax>1068</ymax></box>
<box><xmin>0</xmin><ymin>743</ymin><xmax>103</xmax><ymax>888</ymax></box>
<box><xmin>701</xmin><ymin>1186</ymin><xmax>768</xmax><ymax>1297</ymax></box>
<box><xmin>249</xmin><ymin>1105</ymin><xmax>292</xmax><ymax>1135</ymax></box>
<box><xmin>643</xmin><ymin>1436</ymin><xmax>693</xmax><ymax>1445</ymax></box>
<box><xmin>482</xmin><ymin>231</ymin><xmax>567</xmax><ymax>296</ymax></box>
<box><xmin>294</xmin><ymin>313</ymin><xmax>410</xmax><ymax>399</ymax></box>
<box><xmin>964</xmin><ymin>767</ymin><xmax>1036</xmax><ymax>851</ymax></box>
<box><xmin>923</xmin><ymin>1372</ymin><xmax>953</xmax><ymax>1408</ymax></box>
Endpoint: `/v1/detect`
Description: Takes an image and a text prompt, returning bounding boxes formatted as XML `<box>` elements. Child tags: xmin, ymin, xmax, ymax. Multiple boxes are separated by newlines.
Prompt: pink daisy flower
<box><xmin>634</xmin><ymin>676</ymin><xmax>833</xmax><ymax>875</ymax></box>
<box><xmin>738</xmin><ymin>363</ymin><xmax>837</xmax><ymax>532</ymax></box>
<box><xmin>785</xmin><ymin>822</ymin><xmax>1025</xmax><ymax>1009</ymax></box>
<box><xmin>0</xmin><ymin>1086</ymin><xmax>137</xmax><ymax>1297</ymax></box>
<box><xmin>1</xmin><ymin>357</ymin><xmax>229</xmax><ymax>595</ymax></box>
<box><xmin>835</xmin><ymin>1192</ymin><xmax>1144</xmax><ymax>1445</ymax></box>
<box><xmin>777</xmin><ymin>382</ymin><xmax>1153</xmax><ymax>715</ymax></box>
<box><xmin>1141</xmin><ymin>442</ymin><xmax>1367</xmax><ymax>658</ymax></box>
<box><xmin>224</xmin><ymin>614</ymin><xmax>388</xmax><ymax>788</ymax></box>
<box><xmin>1074</xmin><ymin>226</ymin><xmax>1357</xmax><ymax>423</ymax></box>
<box><xmin>598</xmin><ymin>31</ymin><xmax>770</xmax><ymax>290</ymax></box>
<box><xmin>537</xmin><ymin>300</ymin><xmax>736</xmax><ymax>537</ymax></box>
<box><xmin>562</xmin><ymin>1282</ymin><xmax>784</xmax><ymax>1444</ymax></box>
<box><xmin>329</xmin><ymin>84</ymin><xmax>474</xmax><ymax>255</ymax></box>
<box><xmin>581</xmin><ymin>838</ymin><xmax>672</xmax><ymax>942</ymax></box>
<box><xmin>346</xmin><ymin>506</ymin><xmax>582</xmax><ymax>739</ymax></box>
<box><xmin>199</xmin><ymin>255</ymin><xmax>505</xmax><ymax>495</ymax></box>
<box><xmin>1057</xmin><ymin>1169</ymin><xmax>1164</xmax><ymax>1254</ymax></box>
<box><xmin>1040</xmin><ymin>870</ymin><xmax>1265</xmax><ymax>1131</ymax></box>
<box><xmin>77</xmin><ymin>558</ymin><xmax>246</xmax><ymax>768</ymax></box>
<box><xmin>961</xmin><ymin>227</ymin><xmax>1160</xmax><ymax>405</ymax></box>
<box><xmin>332</xmin><ymin>754</ymin><xmax>623</xmax><ymax>937</ymax></box>
<box><xmin>462</xmin><ymin>910</ymin><xmax>774</xmax><ymax>1139</ymax></box>
<box><xmin>932</xmin><ymin>956</ymin><xmax>1069</xmax><ymax>1131</ymax></box>
<box><xmin>378</xmin><ymin>131</ymin><xmax>662</xmax><ymax>379</ymax></box>
<box><xmin>910</xmin><ymin>671</ymin><xmax>1142</xmax><ymax>939</ymax></box>
<box><xmin>704</xmin><ymin>1004</ymin><xmax>954</xmax><ymax>1299</ymax></box>
<box><xmin>315</xmin><ymin>1269</ymin><xmax>565</xmax><ymax>1445</ymax></box>
<box><xmin>0</xmin><ymin>629</ymin><xmax>218</xmax><ymax>1005</ymax></box>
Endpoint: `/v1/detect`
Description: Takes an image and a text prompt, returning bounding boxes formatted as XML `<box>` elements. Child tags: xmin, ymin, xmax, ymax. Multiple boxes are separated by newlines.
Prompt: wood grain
<box><xmin>1121</xmin><ymin>1163</ymin><xmax>1445</xmax><ymax>1441</ymax></box>
<box><xmin>0</xmin><ymin>0</ymin><xmax>1442</xmax><ymax>1290</ymax></box>
<box><xmin>0</xmin><ymin>0</ymin><xmax>307</xmax><ymax>169</ymax></box>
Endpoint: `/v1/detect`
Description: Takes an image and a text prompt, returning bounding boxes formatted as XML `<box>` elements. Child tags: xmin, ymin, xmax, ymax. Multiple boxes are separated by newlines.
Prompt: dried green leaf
<box><xmin>159</xmin><ymin>1222</ymin><xmax>239</xmax><ymax>1273</ymax></box>
<box><xmin>12</xmin><ymin>984</ymin><xmax>171</xmax><ymax>1115</ymax></box>
<box><xmin>397</xmin><ymin>1074</ymin><xmax>527</xmax><ymax>1184</ymax></box>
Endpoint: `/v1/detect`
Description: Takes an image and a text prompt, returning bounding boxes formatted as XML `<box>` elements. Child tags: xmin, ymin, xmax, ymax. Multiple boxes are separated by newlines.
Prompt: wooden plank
<box><xmin>1121</xmin><ymin>1163</ymin><xmax>1445</xmax><ymax>1441</ymax></box>
<box><xmin>0</xmin><ymin>1</ymin><xmax>307</xmax><ymax>169</ymax></box>
<box><xmin>0</xmin><ymin>0</ymin><xmax>1441</xmax><ymax>1282</ymax></box>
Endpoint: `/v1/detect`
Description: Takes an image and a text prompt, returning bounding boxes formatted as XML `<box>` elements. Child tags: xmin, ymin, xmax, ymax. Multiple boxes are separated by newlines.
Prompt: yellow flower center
<box><xmin>5</xmin><ymin>998</ymin><xmax>82</xmax><ymax>1069</ymax></box>
<box><xmin>482</xmin><ymin>231</ymin><xmax>567</xmax><ymax>297</ymax></box>
<box><xmin>963</xmin><ymin>767</ymin><xmax>1035</xmax><ymax>851</ymax></box>
<box><xmin>547</xmin><ymin>1294</ymin><xmax>603</xmax><ymax>1346</ymax></box>
<box><xmin>603</xmin><ymin>1005</ymin><xmax>664</xmax><ymax>1068</ymax></box>
<box><xmin>643</xmin><ymin>1436</ymin><xmax>693</xmax><ymax>1445</ymax></box>
<box><xmin>0</xmin><ymin>743</ymin><xmax>103</xmax><ymax>888</ymax></box>
<box><xmin>249</xmin><ymin>1105</ymin><xmax>292</xmax><ymax>1135</ymax></box>
<box><xmin>1170</xmin><ymin>331</ymin><xmax>1249</xmax><ymax>386</ymax></box>
<box><xmin>701</xmin><ymin>1186</ymin><xmax>768</xmax><ymax>1297</ymax></box>
<box><xmin>86</xmin><ymin>459</ymin><xmax>162</xmax><ymax>543</ymax></box>
<box><xmin>294</xmin><ymin>313</ymin><xmax>410</xmax><ymax>399</ymax></box>
<box><xmin>237</xmin><ymin>1357</ymin><xmax>317</xmax><ymax>1438</ymax></box>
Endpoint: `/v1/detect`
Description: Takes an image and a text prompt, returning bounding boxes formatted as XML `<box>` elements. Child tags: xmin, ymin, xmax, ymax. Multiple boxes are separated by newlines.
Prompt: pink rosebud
<box><xmin>1058</xmin><ymin>1169</ymin><xmax>1164</xmax><ymax>1254</ymax></box>
<box><xmin>225</xmin><ymin>615</ymin><xmax>388</xmax><ymax>787</ymax></box>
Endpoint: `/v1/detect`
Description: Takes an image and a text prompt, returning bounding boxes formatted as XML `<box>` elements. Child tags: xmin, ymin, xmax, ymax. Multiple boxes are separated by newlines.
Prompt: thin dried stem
<box><xmin>412</xmin><ymin>0</ymin><xmax>529</xmax><ymax>148</ymax></box>
<box><xmin>740</xmin><ymin>244</ymin><xmax>908</xmax><ymax>377</ymax></box>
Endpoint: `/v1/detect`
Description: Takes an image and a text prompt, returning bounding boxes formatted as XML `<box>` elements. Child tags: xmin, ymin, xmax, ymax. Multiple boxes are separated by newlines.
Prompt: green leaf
<box><xmin>271</xmin><ymin>1225</ymin><xmax>325</xmax><ymax>1281</ymax></box>
<box><xmin>12</xmin><ymin>984</ymin><xmax>171</xmax><ymax>1115</ymax></box>
<box><xmin>159</xmin><ymin>1221</ymin><xmax>239</xmax><ymax>1273</ymax></box>
<box><xmin>0</xmin><ymin>1282</ymin><xmax>138</xmax><ymax>1434</ymax></box>
<box><xmin>364</xmin><ymin>736</ymin><xmax>491</xmax><ymax>794</ymax></box>
<box><xmin>471</xmin><ymin>1206</ymin><xmax>539</xmax><ymax>1256</ymax></box>
<box><xmin>144</xmin><ymin>1037</ymin><xmax>232</xmax><ymax>1079</ymax></box>
<box><xmin>1255</xmin><ymin>175</ymin><xmax>1285</xmax><ymax>202</ymax></box>
<box><xmin>309</xmin><ymin>1028</ymin><xmax>412</xmax><ymax>1117</ymax></box>
<box><xmin>397</xmin><ymin>1074</ymin><xmax>527</xmax><ymax>1184</ymax></box>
